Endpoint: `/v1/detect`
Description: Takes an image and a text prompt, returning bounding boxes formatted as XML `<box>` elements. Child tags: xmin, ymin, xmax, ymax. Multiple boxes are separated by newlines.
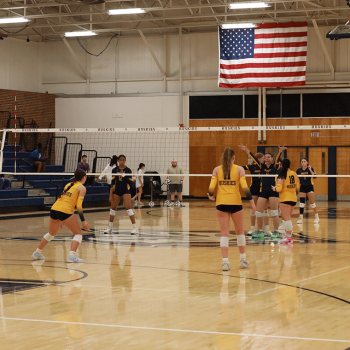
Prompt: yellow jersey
<box><xmin>216</xmin><ymin>164</ymin><xmax>242</xmax><ymax>206</ymax></box>
<box><xmin>277</xmin><ymin>170</ymin><xmax>299</xmax><ymax>202</ymax></box>
<box><xmin>51</xmin><ymin>181</ymin><xmax>83</xmax><ymax>214</ymax></box>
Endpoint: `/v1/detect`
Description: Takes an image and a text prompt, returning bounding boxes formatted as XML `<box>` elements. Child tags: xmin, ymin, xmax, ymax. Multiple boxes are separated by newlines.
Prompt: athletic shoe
<box><xmin>264</xmin><ymin>229</ymin><xmax>273</xmax><ymax>236</ymax></box>
<box><xmin>278</xmin><ymin>223</ymin><xmax>285</xmax><ymax>231</ymax></box>
<box><xmin>179</xmin><ymin>202</ymin><xmax>185</xmax><ymax>207</ymax></box>
<box><xmin>134</xmin><ymin>200</ymin><xmax>138</xmax><ymax>205</ymax></box>
<box><xmin>247</xmin><ymin>229</ymin><xmax>255</xmax><ymax>237</ymax></box>
<box><xmin>168</xmin><ymin>202</ymin><xmax>174</xmax><ymax>207</ymax></box>
<box><xmin>297</xmin><ymin>216</ymin><xmax>303</xmax><ymax>224</ymax></box>
<box><xmin>270</xmin><ymin>231</ymin><xmax>281</xmax><ymax>240</ymax></box>
<box><xmin>239</xmin><ymin>259</ymin><xmax>249</xmax><ymax>268</ymax></box>
<box><xmin>32</xmin><ymin>251</ymin><xmax>45</xmax><ymax>260</ymax></box>
<box><xmin>314</xmin><ymin>216</ymin><xmax>320</xmax><ymax>223</ymax></box>
<box><xmin>222</xmin><ymin>261</ymin><xmax>230</xmax><ymax>271</ymax></box>
<box><xmin>278</xmin><ymin>237</ymin><xmax>293</xmax><ymax>245</ymax></box>
<box><xmin>131</xmin><ymin>228</ymin><xmax>139</xmax><ymax>235</ymax></box>
<box><xmin>67</xmin><ymin>255</ymin><xmax>84</xmax><ymax>263</ymax></box>
<box><xmin>138</xmin><ymin>202</ymin><xmax>144</xmax><ymax>205</ymax></box>
<box><xmin>104</xmin><ymin>227</ymin><xmax>113</xmax><ymax>234</ymax></box>
<box><xmin>252</xmin><ymin>230</ymin><xmax>265</xmax><ymax>240</ymax></box>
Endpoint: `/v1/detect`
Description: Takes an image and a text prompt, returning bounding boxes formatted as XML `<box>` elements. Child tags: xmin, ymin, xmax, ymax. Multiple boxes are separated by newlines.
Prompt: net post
<box><xmin>0</xmin><ymin>130</ymin><xmax>6</xmax><ymax>173</ymax></box>
<box><xmin>14</xmin><ymin>92</ymin><xmax>17</xmax><ymax>174</ymax></box>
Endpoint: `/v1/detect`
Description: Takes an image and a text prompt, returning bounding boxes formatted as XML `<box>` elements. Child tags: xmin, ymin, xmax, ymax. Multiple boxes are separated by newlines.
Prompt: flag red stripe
<box><xmin>219</xmin><ymin>81</ymin><xmax>306</xmax><ymax>88</ymax></box>
<box><xmin>220</xmin><ymin>71</ymin><xmax>306</xmax><ymax>79</ymax></box>
<box><xmin>220</xmin><ymin>71</ymin><xmax>305</xmax><ymax>79</ymax></box>
<box><xmin>220</xmin><ymin>61</ymin><xmax>306</xmax><ymax>69</ymax></box>
<box><xmin>256</xmin><ymin>22</ymin><xmax>308</xmax><ymax>29</ymax></box>
<box><xmin>254</xmin><ymin>52</ymin><xmax>307</xmax><ymax>58</ymax></box>
<box><xmin>255</xmin><ymin>32</ymin><xmax>307</xmax><ymax>39</ymax></box>
<box><xmin>254</xmin><ymin>41</ymin><xmax>307</xmax><ymax>48</ymax></box>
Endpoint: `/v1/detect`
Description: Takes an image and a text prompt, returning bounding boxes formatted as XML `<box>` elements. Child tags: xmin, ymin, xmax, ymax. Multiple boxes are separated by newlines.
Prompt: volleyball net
<box><xmin>0</xmin><ymin>126</ymin><xmax>349</xmax><ymax>186</ymax></box>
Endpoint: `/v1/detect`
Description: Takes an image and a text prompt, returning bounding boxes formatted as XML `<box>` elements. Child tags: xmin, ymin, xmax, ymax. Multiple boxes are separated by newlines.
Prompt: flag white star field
<box><xmin>219</xmin><ymin>22</ymin><xmax>308</xmax><ymax>88</ymax></box>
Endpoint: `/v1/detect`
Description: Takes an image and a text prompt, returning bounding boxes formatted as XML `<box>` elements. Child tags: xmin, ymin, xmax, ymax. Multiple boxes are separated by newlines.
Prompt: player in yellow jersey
<box><xmin>31</xmin><ymin>169</ymin><xmax>89</xmax><ymax>263</ymax></box>
<box><xmin>272</xmin><ymin>159</ymin><xmax>300</xmax><ymax>245</ymax></box>
<box><xmin>208</xmin><ymin>147</ymin><xmax>256</xmax><ymax>271</ymax></box>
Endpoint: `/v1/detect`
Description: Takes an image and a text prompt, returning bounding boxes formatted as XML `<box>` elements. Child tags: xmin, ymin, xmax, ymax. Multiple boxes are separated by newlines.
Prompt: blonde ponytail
<box><xmin>221</xmin><ymin>147</ymin><xmax>235</xmax><ymax>179</ymax></box>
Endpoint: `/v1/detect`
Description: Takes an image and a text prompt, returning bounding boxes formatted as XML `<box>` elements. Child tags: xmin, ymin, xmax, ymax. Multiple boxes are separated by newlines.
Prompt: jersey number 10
<box><xmin>289</xmin><ymin>175</ymin><xmax>295</xmax><ymax>184</ymax></box>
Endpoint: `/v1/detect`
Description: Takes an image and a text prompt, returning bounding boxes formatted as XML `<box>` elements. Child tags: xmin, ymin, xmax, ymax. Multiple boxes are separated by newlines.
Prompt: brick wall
<box><xmin>0</xmin><ymin>89</ymin><xmax>55</xmax><ymax>154</ymax></box>
<box><xmin>0</xmin><ymin>89</ymin><xmax>55</xmax><ymax>130</ymax></box>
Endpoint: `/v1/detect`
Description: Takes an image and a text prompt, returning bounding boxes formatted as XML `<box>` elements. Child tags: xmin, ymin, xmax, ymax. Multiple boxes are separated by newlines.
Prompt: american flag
<box><xmin>219</xmin><ymin>22</ymin><xmax>308</xmax><ymax>88</ymax></box>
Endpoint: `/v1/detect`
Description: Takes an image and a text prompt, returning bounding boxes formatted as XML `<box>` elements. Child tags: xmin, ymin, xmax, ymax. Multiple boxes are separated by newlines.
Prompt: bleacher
<box><xmin>1</xmin><ymin>143</ymin><xmax>110</xmax><ymax>214</ymax></box>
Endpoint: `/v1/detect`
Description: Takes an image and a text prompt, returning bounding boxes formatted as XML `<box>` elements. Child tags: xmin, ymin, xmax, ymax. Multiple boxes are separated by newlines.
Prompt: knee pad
<box><xmin>271</xmin><ymin>209</ymin><xmax>279</xmax><ymax>217</ymax></box>
<box><xmin>256</xmin><ymin>211</ymin><xmax>264</xmax><ymax>218</ymax></box>
<box><xmin>110</xmin><ymin>209</ymin><xmax>116</xmax><ymax>216</ymax></box>
<box><xmin>220</xmin><ymin>236</ymin><xmax>229</xmax><ymax>247</ymax></box>
<box><xmin>300</xmin><ymin>198</ymin><xmax>306</xmax><ymax>208</ymax></box>
<box><xmin>44</xmin><ymin>233</ymin><xmax>54</xmax><ymax>242</ymax></box>
<box><xmin>310</xmin><ymin>203</ymin><xmax>317</xmax><ymax>208</ymax></box>
<box><xmin>127</xmin><ymin>209</ymin><xmax>134</xmax><ymax>217</ymax></box>
<box><xmin>237</xmin><ymin>234</ymin><xmax>246</xmax><ymax>247</ymax></box>
<box><xmin>251</xmin><ymin>210</ymin><xmax>256</xmax><ymax>217</ymax></box>
<box><xmin>264</xmin><ymin>210</ymin><xmax>269</xmax><ymax>217</ymax></box>
<box><xmin>284</xmin><ymin>220</ymin><xmax>293</xmax><ymax>231</ymax></box>
<box><xmin>73</xmin><ymin>234</ymin><xmax>82</xmax><ymax>243</ymax></box>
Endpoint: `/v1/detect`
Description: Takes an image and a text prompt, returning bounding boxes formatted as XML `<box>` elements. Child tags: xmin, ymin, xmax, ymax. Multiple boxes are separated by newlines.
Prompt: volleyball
<box><xmin>165</xmin><ymin>179</ymin><xmax>171</xmax><ymax>184</ymax></box>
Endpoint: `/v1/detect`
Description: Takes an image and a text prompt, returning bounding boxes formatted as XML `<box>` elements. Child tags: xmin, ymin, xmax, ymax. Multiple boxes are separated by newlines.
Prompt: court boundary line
<box><xmin>0</xmin><ymin>316</ymin><xmax>349</xmax><ymax>343</ymax></box>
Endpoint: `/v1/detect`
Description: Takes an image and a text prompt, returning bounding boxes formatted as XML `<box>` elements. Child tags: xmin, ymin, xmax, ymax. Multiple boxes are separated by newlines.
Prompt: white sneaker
<box><xmin>222</xmin><ymin>261</ymin><xmax>230</xmax><ymax>271</ymax></box>
<box><xmin>239</xmin><ymin>259</ymin><xmax>249</xmax><ymax>268</ymax></box>
<box><xmin>297</xmin><ymin>216</ymin><xmax>303</xmax><ymax>224</ymax></box>
<box><xmin>264</xmin><ymin>229</ymin><xmax>273</xmax><ymax>235</ymax></box>
<box><xmin>247</xmin><ymin>229</ymin><xmax>255</xmax><ymax>236</ymax></box>
<box><xmin>131</xmin><ymin>228</ymin><xmax>139</xmax><ymax>235</ymax></box>
<box><xmin>314</xmin><ymin>216</ymin><xmax>320</xmax><ymax>223</ymax></box>
<box><xmin>104</xmin><ymin>227</ymin><xmax>113</xmax><ymax>234</ymax></box>
<box><xmin>168</xmin><ymin>202</ymin><xmax>174</xmax><ymax>207</ymax></box>
<box><xmin>67</xmin><ymin>255</ymin><xmax>84</xmax><ymax>263</ymax></box>
<box><xmin>32</xmin><ymin>251</ymin><xmax>45</xmax><ymax>260</ymax></box>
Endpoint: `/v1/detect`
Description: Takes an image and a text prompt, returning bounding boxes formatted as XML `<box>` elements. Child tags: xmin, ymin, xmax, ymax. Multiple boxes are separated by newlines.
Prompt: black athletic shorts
<box><xmin>250</xmin><ymin>183</ymin><xmax>261</xmax><ymax>196</ymax></box>
<box><xmin>50</xmin><ymin>209</ymin><xmax>72</xmax><ymax>221</ymax></box>
<box><xmin>169</xmin><ymin>184</ymin><xmax>183</xmax><ymax>192</ymax></box>
<box><xmin>280</xmin><ymin>201</ymin><xmax>297</xmax><ymax>206</ymax></box>
<box><xmin>216</xmin><ymin>204</ymin><xmax>243</xmax><ymax>214</ymax></box>
<box><xmin>300</xmin><ymin>185</ymin><xmax>314</xmax><ymax>193</ymax></box>
<box><xmin>114</xmin><ymin>188</ymin><xmax>131</xmax><ymax>196</ymax></box>
<box><xmin>259</xmin><ymin>191</ymin><xmax>279</xmax><ymax>199</ymax></box>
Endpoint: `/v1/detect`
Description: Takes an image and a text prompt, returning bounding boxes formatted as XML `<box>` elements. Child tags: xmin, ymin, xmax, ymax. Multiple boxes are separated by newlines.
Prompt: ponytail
<box><xmin>61</xmin><ymin>169</ymin><xmax>86</xmax><ymax>196</ymax></box>
<box><xmin>278</xmin><ymin>158</ymin><xmax>291</xmax><ymax>180</ymax></box>
<box><xmin>138</xmin><ymin>163</ymin><xmax>145</xmax><ymax>171</ymax></box>
<box><xmin>110</xmin><ymin>155</ymin><xmax>118</xmax><ymax>166</ymax></box>
<box><xmin>221</xmin><ymin>147</ymin><xmax>235</xmax><ymax>180</ymax></box>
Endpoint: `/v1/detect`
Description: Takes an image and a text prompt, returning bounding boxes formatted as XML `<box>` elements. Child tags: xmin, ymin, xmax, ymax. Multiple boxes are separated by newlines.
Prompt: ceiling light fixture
<box><xmin>221</xmin><ymin>23</ymin><xmax>257</xmax><ymax>29</ymax></box>
<box><xmin>108</xmin><ymin>8</ymin><xmax>147</xmax><ymax>15</ymax></box>
<box><xmin>0</xmin><ymin>17</ymin><xmax>30</xmax><ymax>24</ymax></box>
<box><xmin>229</xmin><ymin>2</ymin><xmax>270</xmax><ymax>9</ymax></box>
<box><xmin>64</xmin><ymin>31</ymin><xmax>97</xmax><ymax>37</ymax></box>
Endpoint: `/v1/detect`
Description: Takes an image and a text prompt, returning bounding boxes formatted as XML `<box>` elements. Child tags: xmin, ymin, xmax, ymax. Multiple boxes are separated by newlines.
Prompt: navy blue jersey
<box><xmin>249</xmin><ymin>151</ymin><xmax>282</xmax><ymax>192</ymax></box>
<box><xmin>296</xmin><ymin>167</ymin><xmax>316</xmax><ymax>186</ymax></box>
<box><xmin>112</xmin><ymin>166</ymin><xmax>133</xmax><ymax>192</ymax></box>
<box><xmin>242</xmin><ymin>163</ymin><xmax>262</xmax><ymax>185</ymax></box>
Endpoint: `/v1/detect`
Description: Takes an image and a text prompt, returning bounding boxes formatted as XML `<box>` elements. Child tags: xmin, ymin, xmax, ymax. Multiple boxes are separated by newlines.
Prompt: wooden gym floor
<box><xmin>1</xmin><ymin>200</ymin><xmax>350</xmax><ymax>350</ymax></box>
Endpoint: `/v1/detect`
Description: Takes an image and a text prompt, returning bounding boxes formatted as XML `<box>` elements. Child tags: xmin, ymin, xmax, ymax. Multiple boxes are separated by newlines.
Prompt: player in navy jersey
<box><xmin>242</xmin><ymin>152</ymin><xmax>270</xmax><ymax>235</ymax></box>
<box><xmin>296</xmin><ymin>158</ymin><xmax>319</xmax><ymax>224</ymax></box>
<box><xmin>239</xmin><ymin>145</ymin><xmax>286</xmax><ymax>240</ymax></box>
<box><xmin>105</xmin><ymin>155</ymin><xmax>138</xmax><ymax>235</ymax></box>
